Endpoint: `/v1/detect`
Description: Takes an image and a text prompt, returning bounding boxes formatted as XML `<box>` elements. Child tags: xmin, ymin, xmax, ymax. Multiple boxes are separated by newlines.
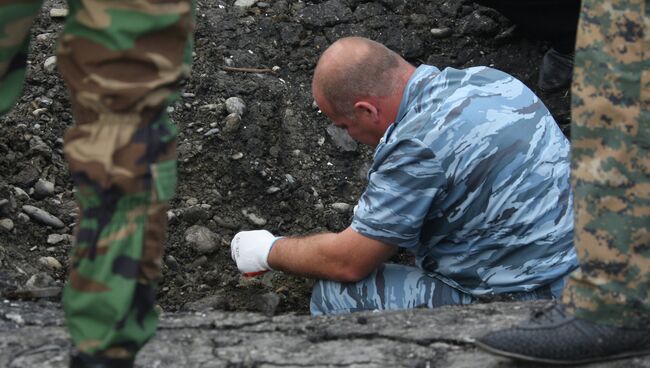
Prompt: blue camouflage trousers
<box><xmin>310</xmin><ymin>263</ymin><xmax>566</xmax><ymax>315</ymax></box>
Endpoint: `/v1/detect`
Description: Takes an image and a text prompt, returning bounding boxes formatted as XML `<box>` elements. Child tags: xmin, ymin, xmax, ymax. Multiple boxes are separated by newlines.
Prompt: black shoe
<box><xmin>69</xmin><ymin>352</ymin><xmax>134</xmax><ymax>368</ymax></box>
<box><xmin>475</xmin><ymin>304</ymin><xmax>650</xmax><ymax>365</ymax></box>
<box><xmin>538</xmin><ymin>48</ymin><xmax>574</xmax><ymax>93</ymax></box>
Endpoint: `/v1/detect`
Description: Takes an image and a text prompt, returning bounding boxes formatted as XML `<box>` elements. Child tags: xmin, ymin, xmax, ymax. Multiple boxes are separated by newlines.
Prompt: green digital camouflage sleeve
<box><xmin>56</xmin><ymin>0</ymin><xmax>195</xmax><ymax>359</ymax></box>
<box><xmin>563</xmin><ymin>0</ymin><xmax>650</xmax><ymax>327</ymax></box>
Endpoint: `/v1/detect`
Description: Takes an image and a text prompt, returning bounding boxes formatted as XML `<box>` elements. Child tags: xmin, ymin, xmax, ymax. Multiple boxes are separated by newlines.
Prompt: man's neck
<box><xmin>385</xmin><ymin>64</ymin><xmax>417</xmax><ymax>124</ymax></box>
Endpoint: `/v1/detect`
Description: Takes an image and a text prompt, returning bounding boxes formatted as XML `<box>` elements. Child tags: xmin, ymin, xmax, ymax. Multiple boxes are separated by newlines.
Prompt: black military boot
<box><xmin>69</xmin><ymin>352</ymin><xmax>134</xmax><ymax>368</ymax></box>
<box><xmin>538</xmin><ymin>48</ymin><xmax>574</xmax><ymax>92</ymax></box>
<box><xmin>475</xmin><ymin>303</ymin><xmax>650</xmax><ymax>365</ymax></box>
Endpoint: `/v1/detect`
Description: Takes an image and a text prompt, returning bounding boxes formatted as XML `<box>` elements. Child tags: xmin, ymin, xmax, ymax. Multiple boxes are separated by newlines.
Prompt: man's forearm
<box><xmin>267</xmin><ymin>227</ymin><xmax>396</xmax><ymax>282</ymax></box>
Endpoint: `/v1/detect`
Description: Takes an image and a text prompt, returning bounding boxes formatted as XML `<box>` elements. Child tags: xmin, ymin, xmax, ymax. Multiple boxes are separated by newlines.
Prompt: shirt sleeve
<box><xmin>351</xmin><ymin>138</ymin><xmax>445</xmax><ymax>248</ymax></box>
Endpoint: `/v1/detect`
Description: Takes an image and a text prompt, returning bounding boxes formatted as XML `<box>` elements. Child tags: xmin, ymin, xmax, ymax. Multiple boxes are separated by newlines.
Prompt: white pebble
<box><xmin>39</xmin><ymin>256</ymin><xmax>63</xmax><ymax>270</ymax></box>
<box><xmin>43</xmin><ymin>56</ymin><xmax>57</xmax><ymax>72</ymax></box>
<box><xmin>49</xmin><ymin>8</ymin><xmax>68</xmax><ymax>18</ymax></box>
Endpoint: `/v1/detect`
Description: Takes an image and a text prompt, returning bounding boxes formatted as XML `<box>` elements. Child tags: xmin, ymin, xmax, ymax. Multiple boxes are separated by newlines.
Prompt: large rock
<box><xmin>0</xmin><ymin>300</ymin><xmax>644</xmax><ymax>367</ymax></box>
<box><xmin>326</xmin><ymin>124</ymin><xmax>358</xmax><ymax>152</ymax></box>
<box><xmin>184</xmin><ymin>225</ymin><xmax>220</xmax><ymax>254</ymax></box>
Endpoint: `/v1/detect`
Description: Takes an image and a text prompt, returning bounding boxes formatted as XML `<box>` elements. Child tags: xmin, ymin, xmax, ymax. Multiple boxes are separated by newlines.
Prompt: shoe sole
<box><xmin>474</xmin><ymin>340</ymin><xmax>650</xmax><ymax>366</ymax></box>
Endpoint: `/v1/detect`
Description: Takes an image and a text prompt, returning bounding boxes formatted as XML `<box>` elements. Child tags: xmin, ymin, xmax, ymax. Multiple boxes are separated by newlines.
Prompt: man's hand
<box><xmin>231</xmin><ymin>230</ymin><xmax>279</xmax><ymax>276</ymax></box>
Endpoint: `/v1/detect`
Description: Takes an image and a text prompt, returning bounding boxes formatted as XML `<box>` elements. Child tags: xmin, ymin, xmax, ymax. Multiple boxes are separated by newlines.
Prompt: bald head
<box><xmin>312</xmin><ymin>37</ymin><xmax>411</xmax><ymax>118</ymax></box>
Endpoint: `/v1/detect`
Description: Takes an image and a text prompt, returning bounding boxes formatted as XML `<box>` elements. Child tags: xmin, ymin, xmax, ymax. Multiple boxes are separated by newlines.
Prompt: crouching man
<box><xmin>231</xmin><ymin>37</ymin><xmax>578</xmax><ymax>315</ymax></box>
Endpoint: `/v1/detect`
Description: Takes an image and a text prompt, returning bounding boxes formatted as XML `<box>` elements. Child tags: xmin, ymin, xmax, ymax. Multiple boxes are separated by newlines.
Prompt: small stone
<box><xmin>459</xmin><ymin>11</ymin><xmax>499</xmax><ymax>36</ymax></box>
<box><xmin>46</xmin><ymin>233</ymin><xmax>67</xmax><ymax>245</ymax></box>
<box><xmin>38</xmin><ymin>256</ymin><xmax>63</xmax><ymax>270</ymax></box>
<box><xmin>165</xmin><ymin>255</ymin><xmax>180</xmax><ymax>271</ymax></box>
<box><xmin>32</xmin><ymin>108</ymin><xmax>48</xmax><ymax>117</ymax></box>
<box><xmin>234</xmin><ymin>0</ymin><xmax>257</xmax><ymax>8</ymax></box>
<box><xmin>28</xmin><ymin>136</ymin><xmax>50</xmax><ymax>155</ymax></box>
<box><xmin>222</xmin><ymin>113</ymin><xmax>241</xmax><ymax>133</ymax></box>
<box><xmin>49</xmin><ymin>8</ymin><xmax>68</xmax><ymax>17</ymax></box>
<box><xmin>14</xmin><ymin>187</ymin><xmax>30</xmax><ymax>200</ymax></box>
<box><xmin>213</xmin><ymin>216</ymin><xmax>240</xmax><ymax>230</ymax></box>
<box><xmin>17</xmin><ymin>213</ymin><xmax>30</xmax><ymax>223</ymax></box>
<box><xmin>6</xmin><ymin>313</ymin><xmax>24</xmax><ymax>325</ymax></box>
<box><xmin>231</xmin><ymin>152</ymin><xmax>244</xmax><ymax>160</ymax></box>
<box><xmin>331</xmin><ymin>202</ymin><xmax>352</xmax><ymax>213</ymax></box>
<box><xmin>185</xmin><ymin>225</ymin><xmax>220</xmax><ymax>254</ymax></box>
<box><xmin>13</xmin><ymin>165</ymin><xmax>40</xmax><ymax>188</ymax></box>
<box><xmin>254</xmin><ymin>292</ymin><xmax>281</xmax><ymax>316</ymax></box>
<box><xmin>180</xmin><ymin>206</ymin><xmax>210</xmax><ymax>224</ymax></box>
<box><xmin>199</xmin><ymin>103</ymin><xmax>224</xmax><ymax>113</ymax></box>
<box><xmin>33</xmin><ymin>179</ymin><xmax>55</xmax><ymax>198</ymax></box>
<box><xmin>326</xmin><ymin>124</ymin><xmax>358</xmax><ymax>152</ymax></box>
<box><xmin>225</xmin><ymin>97</ymin><xmax>246</xmax><ymax>116</ymax></box>
<box><xmin>43</xmin><ymin>56</ymin><xmax>57</xmax><ymax>72</ymax></box>
<box><xmin>190</xmin><ymin>255</ymin><xmax>208</xmax><ymax>268</ymax></box>
<box><xmin>36</xmin><ymin>33</ymin><xmax>53</xmax><ymax>42</ymax></box>
<box><xmin>204</xmin><ymin>128</ymin><xmax>220</xmax><ymax>137</ymax></box>
<box><xmin>0</xmin><ymin>199</ymin><xmax>10</xmax><ymax>216</ymax></box>
<box><xmin>269</xmin><ymin>146</ymin><xmax>280</xmax><ymax>157</ymax></box>
<box><xmin>167</xmin><ymin>210</ymin><xmax>177</xmax><ymax>223</ymax></box>
<box><xmin>186</xmin><ymin>197</ymin><xmax>199</xmax><ymax>206</ymax></box>
<box><xmin>22</xmin><ymin>205</ymin><xmax>65</xmax><ymax>228</ymax></box>
<box><xmin>36</xmin><ymin>97</ymin><xmax>53</xmax><ymax>107</ymax></box>
<box><xmin>242</xmin><ymin>209</ymin><xmax>267</xmax><ymax>226</ymax></box>
<box><xmin>430</xmin><ymin>27</ymin><xmax>452</xmax><ymax>38</ymax></box>
<box><xmin>409</xmin><ymin>13</ymin><xmax>429</xmax><ymax>25</ymax></box>
<box><xmin>266</xmin><ymin>186</ymin><xmax>281</xmax><ymax>194</ymax></box>
<box><xmin>25</xmin><ymin>272</ymin><xmax>56</xmax><ymax>289</ymax></box>
<box><xmin>0</xmin><ymin>218</ymin><xmax>14</xmax><ymax>232</ymax></box>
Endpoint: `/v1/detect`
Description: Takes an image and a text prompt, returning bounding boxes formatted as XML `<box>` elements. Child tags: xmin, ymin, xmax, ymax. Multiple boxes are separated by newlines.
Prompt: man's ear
<box><xmin>353</xmin><ymin>101</ymin><xmax>379</xmax><ymax>122</ymax></box>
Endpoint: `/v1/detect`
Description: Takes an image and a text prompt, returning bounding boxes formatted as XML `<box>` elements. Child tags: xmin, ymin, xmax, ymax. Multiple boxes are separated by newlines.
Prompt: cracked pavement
<box><xmin>2</xmin><ymin>300</ymin><xmax>649</xmax><ymax>367</ymax></box>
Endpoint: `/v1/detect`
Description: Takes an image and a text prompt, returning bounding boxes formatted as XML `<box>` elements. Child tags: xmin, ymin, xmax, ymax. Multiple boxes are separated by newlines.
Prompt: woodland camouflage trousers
<box><xmin>563</xmin><ymin>0</ymin><xmax>650</xmax><ymax>327</ymax></box>
<box><xmin>0</xmin><ymin>0</ymin><xmax>194</xmax><ymax>359</ymax></box>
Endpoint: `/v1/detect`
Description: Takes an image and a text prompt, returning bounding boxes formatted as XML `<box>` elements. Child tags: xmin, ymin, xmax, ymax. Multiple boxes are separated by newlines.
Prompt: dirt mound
<box><xmin>0</xmin><ymin>0</ymin><xmax>570</xmax><ymax>315</ymax></box>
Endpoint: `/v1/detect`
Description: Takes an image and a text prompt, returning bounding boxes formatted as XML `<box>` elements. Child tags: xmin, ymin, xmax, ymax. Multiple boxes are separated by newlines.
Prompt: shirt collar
<box><xmin>380</xmin><ymin>64</ymin><xmax>440</xmax><ymax>144</ymax></box>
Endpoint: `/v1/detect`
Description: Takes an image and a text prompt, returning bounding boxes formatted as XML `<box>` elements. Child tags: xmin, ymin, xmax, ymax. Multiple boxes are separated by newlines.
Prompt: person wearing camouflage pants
<box><xmin>476</xmin><ymin>0</ymin><xmax>650</xmax><ymax>364</ymax></box>
<box><xmin>230</xmin><ymin>37</ymin><xmax>578</xmax><ymax>315</ymax></box>
<box><xmin>0</xmin><ymin>0</ymin><xmax>194</xmax><ymax>366</ymax></box>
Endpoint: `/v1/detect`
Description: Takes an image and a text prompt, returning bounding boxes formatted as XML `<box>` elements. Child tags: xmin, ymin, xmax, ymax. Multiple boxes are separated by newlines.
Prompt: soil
<box><xmin>0</xmin><ymin>0</ymin><xmax>571</xmax><ymax>316</ymax></box>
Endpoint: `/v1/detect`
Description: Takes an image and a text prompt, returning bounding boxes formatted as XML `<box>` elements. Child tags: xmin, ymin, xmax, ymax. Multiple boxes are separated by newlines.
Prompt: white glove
<box><xmin>231</xmin><ymin>230</ymin><xmax>279</xmax><ymax>276</ymax></box>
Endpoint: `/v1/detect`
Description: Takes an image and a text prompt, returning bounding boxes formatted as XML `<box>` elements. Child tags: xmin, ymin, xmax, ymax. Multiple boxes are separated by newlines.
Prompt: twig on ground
<box><xmin>222</xmin><ymin>66</ymin><xmax>275</xmax><ymax>73</ymax></box>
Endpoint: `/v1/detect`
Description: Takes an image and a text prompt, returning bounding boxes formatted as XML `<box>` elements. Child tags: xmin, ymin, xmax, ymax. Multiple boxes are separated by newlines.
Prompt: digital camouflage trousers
<box><xmin>563</xmin><ymin>0</ymin><xmax>650</xmax><ymax>327</ymax></box>
<box><xmin>0</xmin><ymin>0</ymin><xmax>194</xmax><ymax>359</ymax></box>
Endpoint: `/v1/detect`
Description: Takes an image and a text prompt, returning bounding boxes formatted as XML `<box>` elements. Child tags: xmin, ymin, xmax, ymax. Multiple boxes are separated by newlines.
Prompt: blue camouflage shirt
<box><xmin>351</xmin><ymin>65</ymin><xmax>578</xmax><ymax>296</ymax></box>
